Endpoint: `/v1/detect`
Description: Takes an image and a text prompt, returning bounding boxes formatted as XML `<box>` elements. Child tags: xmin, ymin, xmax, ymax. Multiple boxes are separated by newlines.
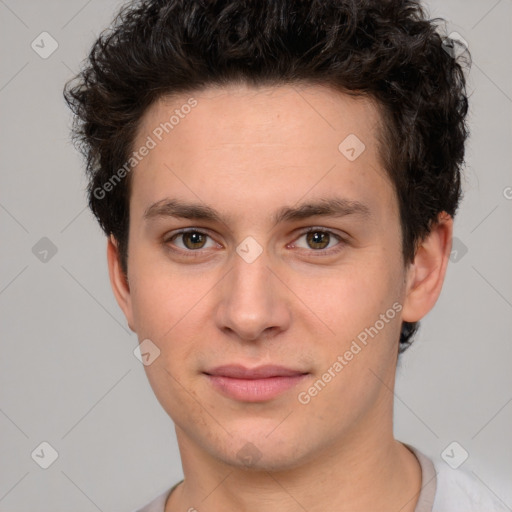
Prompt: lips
<box><xmin>205</xmin><ymin>364</ymin><xmax>307</xmax><ymax>379</ymax></box>
<box><xmin>204</xmin><ymin>364</ymin><xmax>309</xmax><ymax>402</ymax></box>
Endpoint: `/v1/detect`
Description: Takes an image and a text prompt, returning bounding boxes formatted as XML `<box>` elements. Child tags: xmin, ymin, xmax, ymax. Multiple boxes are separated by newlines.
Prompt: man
<box><xmin>64</xmin><ymin>0</ymin><xmax>507</xmax><ymax>510</ymax></box>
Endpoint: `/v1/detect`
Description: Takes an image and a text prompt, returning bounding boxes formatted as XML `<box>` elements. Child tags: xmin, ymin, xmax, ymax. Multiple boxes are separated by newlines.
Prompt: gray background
<box><xmin>0</xmin><ymin>0</ymin><xmax>511</xmax><ymax>510</ymax></box>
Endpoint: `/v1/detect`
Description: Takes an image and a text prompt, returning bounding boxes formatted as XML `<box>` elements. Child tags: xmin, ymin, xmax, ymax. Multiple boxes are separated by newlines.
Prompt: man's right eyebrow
<box><xmin>143</xmin><ymin>199</ymin><xmax>228</xmax><ymax>223</ymax></box>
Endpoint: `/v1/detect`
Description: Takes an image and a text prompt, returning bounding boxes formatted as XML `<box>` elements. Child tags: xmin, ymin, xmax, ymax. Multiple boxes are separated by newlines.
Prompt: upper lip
<box><xmin>204</xmin><ymin>365</ymin><xmax>308</xmax><ymax>379</ymax></box>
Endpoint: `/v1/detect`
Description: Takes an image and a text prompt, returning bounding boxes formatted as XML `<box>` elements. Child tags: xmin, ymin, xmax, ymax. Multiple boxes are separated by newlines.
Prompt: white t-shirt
<box><xmin>133</xmin><ymin>443</ymin><xmax>509</xmax><ymax>512</ymax></box>
<box><xmin>403</xmin><ymin>444</ymin><xmax>509</xmax><ymax>512</ymax></box>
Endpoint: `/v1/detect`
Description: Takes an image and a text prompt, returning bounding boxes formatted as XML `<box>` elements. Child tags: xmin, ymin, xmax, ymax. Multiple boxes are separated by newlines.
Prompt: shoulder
<box><xmin>432</xmin><ymin>461</ymin><xmax>509</xmax><ymax>512</ymax></box>
<box><xmin>131</xmin><ymin>480</ymin><xmax>182</xmax><ymax>512</ymax></box>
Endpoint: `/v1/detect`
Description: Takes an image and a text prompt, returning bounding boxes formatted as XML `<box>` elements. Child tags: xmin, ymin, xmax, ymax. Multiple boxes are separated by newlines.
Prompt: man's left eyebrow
<box><xmin>143</xmin><ymin>197</ymin><xmax>372</xmax><ymax>225</ymax></box>
<box><xmin>271</xmin><ymin>197</ymin><xmax>371</xmax><ymax>226</ymax></box>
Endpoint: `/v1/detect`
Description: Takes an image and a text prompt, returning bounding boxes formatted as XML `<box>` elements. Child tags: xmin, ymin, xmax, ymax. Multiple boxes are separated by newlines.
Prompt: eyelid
<box><xmin>164</xmin><ymin>227</ymin><xmax>220</xmax><ymax>250</ymax></box>
<box><xmin>290</xmin><ymin>226</ymin><xmax>347</xmax><ymax>255</ymax></box>
<box><xmin>164</xmin><ymin>226</ymin><xmax>348</xmax><ymax>255</ymax></box>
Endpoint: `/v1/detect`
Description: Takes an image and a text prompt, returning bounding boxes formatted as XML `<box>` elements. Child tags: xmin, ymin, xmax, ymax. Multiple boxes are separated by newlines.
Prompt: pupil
<box><xmin>308</xmin><ymin>231</ymin><xmax>328</xmax><ymax>249</ymax></box>
<box><xmin>186</xmin><ymin>232</ymin><xmax>204</xmax><ymax>248</ymax></box>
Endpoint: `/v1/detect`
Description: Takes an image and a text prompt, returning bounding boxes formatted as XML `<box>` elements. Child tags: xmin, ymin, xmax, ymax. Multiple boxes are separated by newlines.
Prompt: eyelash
<box><xmin>164</xmin><ymin>227</ymin><xmax>347</xmax><ymax>258</ymax></box>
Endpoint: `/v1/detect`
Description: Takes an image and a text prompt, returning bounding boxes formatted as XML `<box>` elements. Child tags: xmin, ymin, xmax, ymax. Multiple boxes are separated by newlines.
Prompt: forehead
<box><xmin>130</xmin><ymin>83</ymin><xmax>395</xmax><ymax>223</ymax></box>
<box><xmin>137</xmin><ymin>82</ymin><xmax>384</xmax><ymax>157</ymax></box>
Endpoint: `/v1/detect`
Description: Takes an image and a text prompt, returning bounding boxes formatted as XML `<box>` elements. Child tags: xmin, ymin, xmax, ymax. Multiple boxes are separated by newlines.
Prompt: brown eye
<box><xmin>305</xmin><ymin>231</ymin><xmax>331</xmax><ymax>250</ymax></box>
<box><xmin>166</xmin><ymin>229</ymin><xmax>216</xmax><ymax>252</ymax></box>
<box><xmin>292</xmin><ymin>228</ymin><xmax>346</xmax><ymax>256</ymax></box>
<box><xmin>180</xmin><ymin>231</ymin><xmax>207</xmax><ymax>250</ymax></box>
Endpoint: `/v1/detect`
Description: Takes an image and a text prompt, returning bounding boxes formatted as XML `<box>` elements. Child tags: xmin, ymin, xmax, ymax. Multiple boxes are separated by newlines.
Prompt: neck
<box><xmin>166</xmin><ymin>415</ymin><xmax>422</xmax><ymax>512</ymax></box>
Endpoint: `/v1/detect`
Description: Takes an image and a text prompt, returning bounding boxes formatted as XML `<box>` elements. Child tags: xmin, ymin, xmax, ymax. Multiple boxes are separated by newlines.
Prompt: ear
<box><xmin>107</xmin><ymin>234</ymin><xmax>135</xmax><ymax>332</ymax></box>
<box><xmin>401</xmin><ymin>212</ymin><xmax>453</xmax><ymax>323</ymax></box>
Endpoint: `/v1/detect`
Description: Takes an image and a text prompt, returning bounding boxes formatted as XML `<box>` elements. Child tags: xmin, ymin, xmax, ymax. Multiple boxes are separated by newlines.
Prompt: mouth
<box><xmin>203</xmin><ymin>364</ymin><xmax>310</xmax><ymax>402</ymax></box>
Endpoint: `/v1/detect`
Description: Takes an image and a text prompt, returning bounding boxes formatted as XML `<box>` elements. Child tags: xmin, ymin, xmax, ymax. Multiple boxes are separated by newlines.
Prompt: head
<box><xmin>64</xmin><ymin>0</ymin><xmax>469</xmax><ymax>470</ymax></box>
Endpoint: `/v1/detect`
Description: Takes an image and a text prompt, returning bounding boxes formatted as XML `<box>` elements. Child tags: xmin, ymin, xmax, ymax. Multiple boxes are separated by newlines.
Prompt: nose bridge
<box><xmin>216</xmin><ymin>241</ymin><xmax>287</xmax><ymax>340</ymax></box>
<box><xmin>231</xmin><ymin>232</ymin><xmax>271</xmax><ymax>288</ymax></box>
<box><xmin>230</xmin><ymin>245</ymin><xmax>273</xmax><ymax>313</ymax></box>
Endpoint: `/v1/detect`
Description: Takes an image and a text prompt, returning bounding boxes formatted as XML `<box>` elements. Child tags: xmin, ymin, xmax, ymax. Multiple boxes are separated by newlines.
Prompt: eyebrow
<box><xmin>143</xmin><ymin>197</ymin><xmax>371</xmax><ymax>226</ymax></box>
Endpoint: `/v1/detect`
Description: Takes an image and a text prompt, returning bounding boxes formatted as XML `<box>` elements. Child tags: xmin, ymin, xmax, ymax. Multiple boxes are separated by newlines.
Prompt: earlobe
<box><xmin>401</xmin><ymin>212</ymin><xmax>453</xmax><ymax>323</ymax></box>
<box><xmin>107</xmin><ymin>235</ymin><xmax>135</xmax><ymax>331</ymax></box>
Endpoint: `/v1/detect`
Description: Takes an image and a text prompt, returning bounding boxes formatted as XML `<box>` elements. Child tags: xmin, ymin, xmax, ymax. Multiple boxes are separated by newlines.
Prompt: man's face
<box><xmin>118</xmin><ymin>84</ymin><xmax>411</xmax><ymax>470</ymax></box>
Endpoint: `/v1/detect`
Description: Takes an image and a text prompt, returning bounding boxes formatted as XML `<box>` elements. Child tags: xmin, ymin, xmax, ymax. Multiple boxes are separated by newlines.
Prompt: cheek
<box><xmin>128</xmin><ymin>255</ymin><xmax>215</xmax><ymax>374</ymax></box>
<box><xmin>311</xmin><ymin>256</ymin><xmax>405</xmax><ymax>374</ymax></box>
<box><xmin>128</xmin><ymin>268</ymin><xmax>204</xmax><ymax>407</ymax></box>
<box><xmin>130</xmin><ymin>271</ymin><xmax>190</xmax><ymax>339</ymax></box>
<box><xmin>307</xmin><ymin>261</ymin><xmax>397</xmax><ymax>332</ymax></box>
<box><xmin>126</xmin><ymin>234</ymin><xmax>195</xmax><ymax>335</ymax></box>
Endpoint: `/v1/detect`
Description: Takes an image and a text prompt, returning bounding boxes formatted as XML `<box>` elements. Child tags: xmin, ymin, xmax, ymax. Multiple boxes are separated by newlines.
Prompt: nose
<box><xmin>214</xmin><ymin>246</ymin><xmax>291</xmax><ymax>343</ymax></box>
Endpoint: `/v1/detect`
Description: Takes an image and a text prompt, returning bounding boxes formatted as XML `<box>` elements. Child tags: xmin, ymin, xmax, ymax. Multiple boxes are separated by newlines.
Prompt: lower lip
<box><xmin>205</xmin><ymin>374</ymin><xmax>309</xmax><ymax>402</ymax></box>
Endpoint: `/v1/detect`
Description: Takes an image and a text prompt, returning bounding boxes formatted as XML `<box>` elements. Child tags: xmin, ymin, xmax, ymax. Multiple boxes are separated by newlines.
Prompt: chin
<box><xmin>214</xmin><ymin>431</ymin><xmax>312</xmax><ymax>473</ymax></box>
<box><xmin>228</xmin><ymin>448</ymin><xmax>308</xmax><ymax>473</ymax></box>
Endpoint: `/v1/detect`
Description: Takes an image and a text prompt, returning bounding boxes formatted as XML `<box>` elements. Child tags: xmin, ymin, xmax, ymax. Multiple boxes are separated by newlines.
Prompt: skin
<box><xmin>107</xmin><ymin>83</ymin><xmax>453</xmax><ymax>512</ymax></box>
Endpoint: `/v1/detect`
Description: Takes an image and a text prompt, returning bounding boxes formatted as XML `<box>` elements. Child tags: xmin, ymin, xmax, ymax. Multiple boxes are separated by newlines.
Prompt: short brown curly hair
<box><xmin>63</xmin><ymin>0</ymin><xmax>470</xmax><ymax>352</ymax></box>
